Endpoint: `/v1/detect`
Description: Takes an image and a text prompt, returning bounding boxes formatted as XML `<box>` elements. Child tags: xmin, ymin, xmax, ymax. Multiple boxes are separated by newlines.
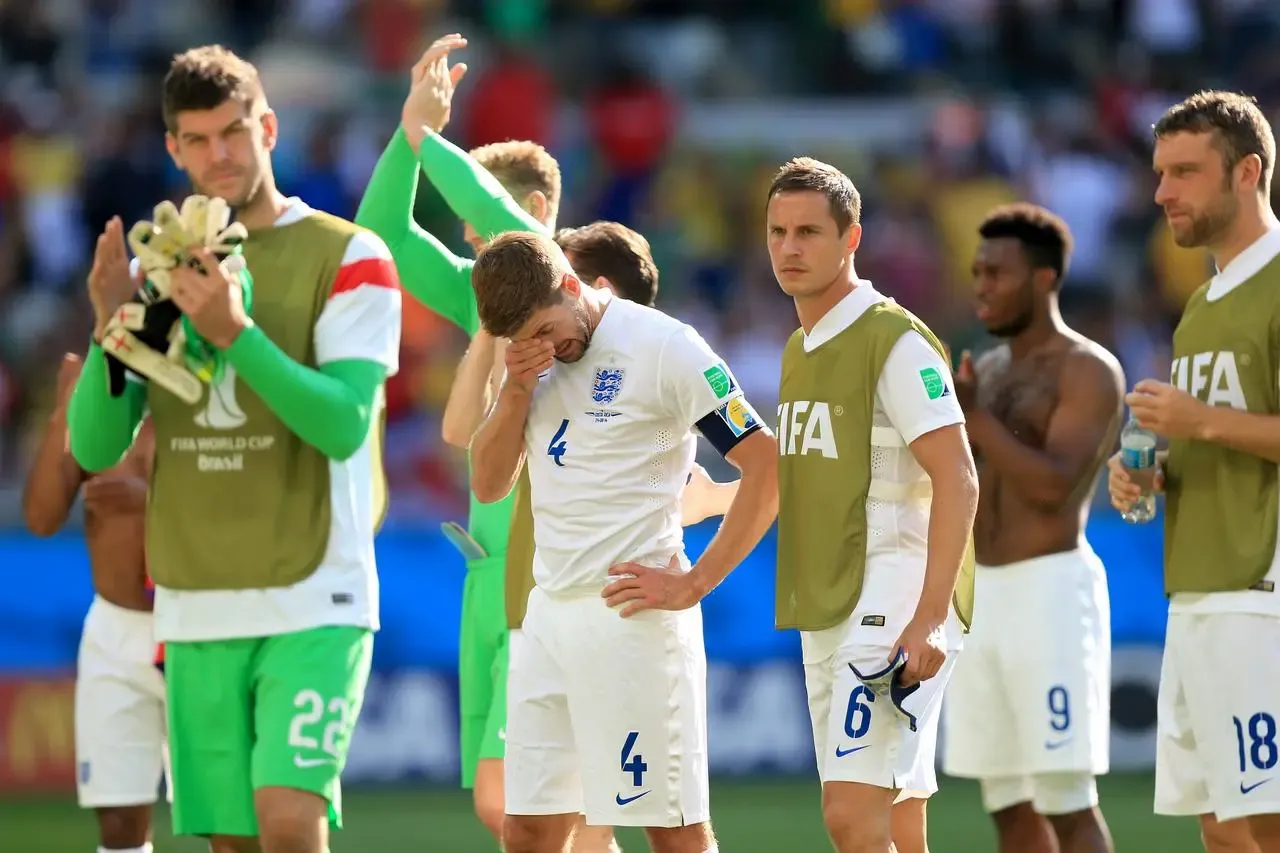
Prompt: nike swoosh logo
<box><xmin>1241</xmin><ymin>779</ymin><xmax>1271</xmax><ymax>794</ymax></box>
<box><xmin>293</xmin><ymin>755</ymin><xmax>334</xmax><ymax>769</ymax></box>
<box><xmin>1044</xmin><ymin>739</ymin><xmax>1073</xmax><ymax>750</ymax></box>
<box><xmin>615</xmin><ymin>791</ymin><xmax>650</xmax><ymax>806</ymax></box>
<box><xmin>835</xmin><ymin>744</ymin><xmax>871</xmax><ymax>758</ymax></box>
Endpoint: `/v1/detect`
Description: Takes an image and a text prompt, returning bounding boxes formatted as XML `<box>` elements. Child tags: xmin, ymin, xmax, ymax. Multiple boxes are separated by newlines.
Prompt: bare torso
<box><xmin>971</xmin><ymin>334</ymin><xmax>1122</xmax><ymax>566</ymax></box>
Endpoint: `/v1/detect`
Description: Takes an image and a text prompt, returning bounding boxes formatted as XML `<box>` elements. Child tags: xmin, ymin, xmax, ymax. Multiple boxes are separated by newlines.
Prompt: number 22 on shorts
<box><xmin>287</xmin><ymin>688</ymin><xmax>353</xmax><ymax>768</ymax></box>
<box><xmin>547</xmin><ymin>418</ymin><xmax>569</xmax><ymax>467</ymax></box>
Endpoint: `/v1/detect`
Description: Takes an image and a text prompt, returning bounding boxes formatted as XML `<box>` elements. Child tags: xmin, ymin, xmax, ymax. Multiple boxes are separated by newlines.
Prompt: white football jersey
<box><xmin>524</xmin><ymin>298</ymin><xmax>752</xmax><ymax>593</ymax></box>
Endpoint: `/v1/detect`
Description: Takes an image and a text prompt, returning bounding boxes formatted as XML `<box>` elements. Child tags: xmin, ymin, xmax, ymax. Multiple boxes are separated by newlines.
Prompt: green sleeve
<box><xmin>67</xmin><ymin>343</ymin><xmax>148</xmax><ymax>472</ymax></box>
<box><xmin>355</xmin><ymin>129</ymin><xmax>479</xmax><ymax>335</ymax></box>
<box><xmin>418</xmin><ymin>131</ymin><xmax>550</xmax><ymax>241</ymax></box>
<box><xmin>224</xmin><ymin>324</ymin><xmax>388</xmax><ymax>461</ymax></box>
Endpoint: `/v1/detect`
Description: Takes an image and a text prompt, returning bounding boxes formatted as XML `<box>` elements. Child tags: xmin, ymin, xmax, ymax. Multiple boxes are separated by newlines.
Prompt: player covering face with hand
<box><xmin>468</xmin><ymin>230</ymin><xmax>778</xmax><ymax>853</ymax></box>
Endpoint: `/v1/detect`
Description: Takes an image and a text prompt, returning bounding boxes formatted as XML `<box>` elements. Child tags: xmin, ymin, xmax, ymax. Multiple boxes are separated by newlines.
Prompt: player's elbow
<box><xmin>22</xmin><ymin>501</ymin><xmax>63</xmax><ymax>538</ymax></box>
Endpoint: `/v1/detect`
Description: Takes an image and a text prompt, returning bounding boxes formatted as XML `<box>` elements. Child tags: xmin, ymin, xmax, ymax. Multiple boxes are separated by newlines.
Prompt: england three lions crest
<box><xmin>591</xmin><ymin>367</ymin><xmax>626</xmax><ymax>404</ymax></box>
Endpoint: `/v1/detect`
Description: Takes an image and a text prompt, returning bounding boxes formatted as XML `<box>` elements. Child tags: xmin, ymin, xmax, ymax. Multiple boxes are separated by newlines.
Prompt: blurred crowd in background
<box><xmin>1</xmin><ymin>0</ymin><xmax>1278</xmax><ymax>521</ymax></box>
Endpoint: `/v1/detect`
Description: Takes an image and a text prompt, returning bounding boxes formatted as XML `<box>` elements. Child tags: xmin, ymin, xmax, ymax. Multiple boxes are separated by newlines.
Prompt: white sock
<box><xmin>99</xmin><ymin>845</ymin><xmax>152</xmax><ymax>853</ymax></box>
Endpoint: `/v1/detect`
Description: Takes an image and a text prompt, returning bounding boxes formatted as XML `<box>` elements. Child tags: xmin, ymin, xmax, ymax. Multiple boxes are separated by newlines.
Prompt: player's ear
<box><xmin>1031</xmin><ymin>267</ymin><xmax>1057</xmax><ymax>294</ymax></box>
<box><xmin>593</xmin><ymin>276</ymin><xmax>616</xmax><ymax>296</ymax></box>
<box><xmin>1236</xmin><ymin>152</ymin><xmax>1263</xmax><ymax>193</ymax></box>
<box><xmin>260</xmin><ymin>109</ymin><xmax>279</xmax><ymax>153</ymax></box>
<box><xmin>845</xmin><ymin>222</ymin><xmax>863</xmax><ymax>254</ymax></box>
<box><xmin>525</xmin><ymin>190</ymin><xmax>549</xmax><ymax>224</ymax></box>
<box><xmin>561</xmin><ymin>272</ymin><xmax>582</xmax><ymax>297</ymax></box>
<box><xmin>164</xmin><ymin>133</ymin><xmax>183</xmax><ymax>171</ymax></box>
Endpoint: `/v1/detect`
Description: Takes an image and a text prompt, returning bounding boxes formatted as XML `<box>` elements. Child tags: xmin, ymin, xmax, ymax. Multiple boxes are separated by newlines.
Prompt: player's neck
<box><xmin>795</xmin><ymin>267</ymin><xmax>857</xmax><ymax>334</ymax></box>
<box><xmin>1008</xmin><ymin>302</ymin><xmax>1065</xmax><ymax>359</ymax></box>
<box><xmin>582</xmin><ymin>285</ymin><xmax>613</xmax><ymax>334</ymax></box>
<box><xmin>235</xmin><ymin>184</ymin><xmax>291</xmax><ymax>230</ymax></box>
<box><xmin>1211</xmin><ymin>203</ymin><xmax>1280</xmax><ymax>271</ymax></box>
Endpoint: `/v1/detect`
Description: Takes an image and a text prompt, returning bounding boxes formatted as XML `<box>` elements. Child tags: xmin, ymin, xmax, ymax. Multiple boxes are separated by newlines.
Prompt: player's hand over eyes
<box><xmin>891</xmin><ymin>616</ymin><xmax>947</xmax><ymax>686</ymax></box>
<box><xmin>503</xmin><ymin>339</ymin><xmax>554</xmax><ymax>393</ymax></box>
<box><xmin>603</xmin><ymin>555</ymin><xmax>699</xmax><ymax>618</ymax></box>
<box><xmin>1106</xmin><ymin>451</ymin><xmax>1164</xmax><ymax>512</ymax></box>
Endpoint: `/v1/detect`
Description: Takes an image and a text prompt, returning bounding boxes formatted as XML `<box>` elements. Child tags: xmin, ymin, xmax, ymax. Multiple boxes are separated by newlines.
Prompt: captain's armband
<box><xmin>694</xmin><ymin>394</ymin><xmax>764</xmax><ymax>458</ymax></box>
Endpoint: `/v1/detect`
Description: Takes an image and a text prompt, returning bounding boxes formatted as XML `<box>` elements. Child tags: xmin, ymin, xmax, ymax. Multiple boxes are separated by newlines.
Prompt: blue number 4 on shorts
<box><xmin>615</xmin><ymin>731</ymin><xmax>649</xmax><ymax>806</ymax></box>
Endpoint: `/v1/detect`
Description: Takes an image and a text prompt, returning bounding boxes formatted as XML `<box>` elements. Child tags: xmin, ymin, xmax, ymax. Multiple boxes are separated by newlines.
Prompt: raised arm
<box><xmin>416</xmin><ymin>131</ymin><xmax>548</xmax><ymax>240</ymax></box>
<box><xmin>355</xmin><ymin>129</ymin><xmax>479</xmax><ymax>333</ymax></box>
<box><xmin>967</xmin><ymin>350</ymin><xmax>1125</xmax><ymax>509</ymax></box>
<box><xmin>398</xmin><ymin>35</ymin><xmax>548</xmax><ymax>244</ymax></box>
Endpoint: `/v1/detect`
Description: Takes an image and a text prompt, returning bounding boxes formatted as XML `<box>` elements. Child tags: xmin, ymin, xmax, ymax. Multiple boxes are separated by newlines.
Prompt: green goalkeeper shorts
<box><xmin>165</xmin><ymin>625</ymin><xmax>373</xmax><ymax>837</ymax></box>
<box><xmin>459</xmin><ymin>554</ymin><xmax>510</xmax><ymax>788</ymax></box>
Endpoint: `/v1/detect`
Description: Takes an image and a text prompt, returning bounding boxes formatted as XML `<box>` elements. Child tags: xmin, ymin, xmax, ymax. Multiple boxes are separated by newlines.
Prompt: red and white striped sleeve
<box><xmin>314</xmin><ymin>228</ymin><xmax>403</xmax><ymax>376</ymax></box>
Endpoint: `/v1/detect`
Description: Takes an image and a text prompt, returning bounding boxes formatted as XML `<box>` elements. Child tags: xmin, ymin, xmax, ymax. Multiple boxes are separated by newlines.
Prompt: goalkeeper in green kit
<box><xmin>357</xmin><ymin>34</ymin><xmax>735</xmax><ymax>851</ymax></box>
<box><xmin>67</xmin><ymin>46</ymin><xmax>402</xmax><ymax>853</ymax></box>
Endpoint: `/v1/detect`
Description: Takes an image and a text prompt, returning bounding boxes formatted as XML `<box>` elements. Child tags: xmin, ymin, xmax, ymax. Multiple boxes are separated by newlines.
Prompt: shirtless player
<box><xmin>941</xmin><ymin>203</ymin><xmax>1123</xmax><ymax>853</ymax></box>
<box><xmin>23</xmin><ymin>221</ymin><xmax>164</xmax><ymax>853</ymax></box>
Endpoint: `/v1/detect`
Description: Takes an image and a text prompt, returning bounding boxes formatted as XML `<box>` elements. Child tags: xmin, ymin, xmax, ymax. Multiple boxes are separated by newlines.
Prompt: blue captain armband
<box><xmin>694</xmin><ymin>393</ymin><xmax>765</xmax><ymax>457</ymax></box>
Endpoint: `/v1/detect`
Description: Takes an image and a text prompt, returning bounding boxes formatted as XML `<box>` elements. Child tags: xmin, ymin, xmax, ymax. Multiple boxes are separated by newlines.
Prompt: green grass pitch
<box><xmin>0</xmin><ymin>774</ymin><xmax>1202</xmax><ymax>852</ymax></box>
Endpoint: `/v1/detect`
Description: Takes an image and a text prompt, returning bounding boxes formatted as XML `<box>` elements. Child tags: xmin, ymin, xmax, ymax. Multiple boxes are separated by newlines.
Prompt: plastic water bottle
<box><xmin>1120</xmin><ymin>415</ymin><xmax>1158</xmax><ymax>524</ymax></box>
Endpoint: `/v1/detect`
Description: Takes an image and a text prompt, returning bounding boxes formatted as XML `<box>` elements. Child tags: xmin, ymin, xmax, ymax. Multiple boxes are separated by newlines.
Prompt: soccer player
<box><xmin>66</xmin><ymin>45</ymin><xmax>401</xmax><ymax>853</ymax></box>
<box><xmin>360</xmin><ymin>37</ymin><xmax>736</xmax><ymax>852</ymax></box>
<box><xmin>23</xmin><ymin>348</ymin><xmax>161</xmax><ymax>853</ymax></box>
<box><xmin>468</xmin><ymin>231</ymin><xmax>777</xmax><ymax>853</ymax></box>
<box><xmin>766</xmin><ymin>157</ymin><xmax>979</xmax><ymax>853</ymax></box>
<box><xmin>356</xmin><ymin>33</ymin><xmax>584</xmax><ymax>846</ymax></box>
<box><xmin>1109</xmin><ymin>90</ymin><xmax>1280</xmax><ymax>853</ymax></box>
<box><xmin>941</xmin><ymin>203</ymin><xmax>1123</xmax><ymax>853</ymax></box>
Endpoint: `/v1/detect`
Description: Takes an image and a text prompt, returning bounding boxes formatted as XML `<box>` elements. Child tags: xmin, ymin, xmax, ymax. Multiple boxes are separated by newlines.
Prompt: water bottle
<box><xmin>1120</xmin><ymin>415</ymin><xmax>1158</xmax><ymax>524</ymax></box>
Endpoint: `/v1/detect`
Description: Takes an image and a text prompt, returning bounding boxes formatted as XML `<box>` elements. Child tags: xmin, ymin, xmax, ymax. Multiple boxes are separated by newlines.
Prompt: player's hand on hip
<box><xmin>88</xmin><ymin>216</ymin><xmax>138</xmax><ymax>341</ymax></box>
<box><xmin>169</xmin><ymin>247</ymin><xmax>248</xmax><ymax>349</ymax></box>
<box><xmin>1125</xmin><ymin>380</ymin><xmax>1207</xmax><ymax>439</ymax></box>
<box><xmin>503</xmin><ymin>338</ymin><xmax>554</xmax><ymax>392</ymax></box>
<box><xmin>892</xmin><ymin>616</ymin><xmax>947</xmax><ymax>686</ymax></box>
<box><xmin>402</xmin><ymin>33</ymin><xmax>468</xmax><ymax>148</ymax></box>
<box><xmin>603</xmin><ymin>555</ymin><xmax>697</xmax><ymax>617</ymax></box>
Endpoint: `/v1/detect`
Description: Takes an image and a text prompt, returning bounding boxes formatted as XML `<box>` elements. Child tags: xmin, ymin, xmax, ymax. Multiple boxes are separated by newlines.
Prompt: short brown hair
<box><xmin>470</xmin><ymin>141</ymin><xmax>562</xmax><ymax>221</ymax></box>
<box><xmin>555</xmin><ymin>221</ymin><xmax>658</xmax><ymax>307</ymax></box>
<box><xmin>766</xmin><ymin>157</ymin><xmax>862</xmax><ymax>232</ymax></box>
<box><xmin>472</xmin><ymin>231</ymin><xmax>568</xmax><ymax>337</ymax></box>
<box><xmin>978</xmin><ymin>203</ymin><xmax>1074</xmax><ymax>284</ymax></box>
<box><xmin>162</xmin><ymin>45</ymin><xmax>264</xmax><ymax>133</ymax></box>
<box><xmin>1154</xmin><ymin>90</ymin><xmax>1275</xmax><ymax>194</ymax></box>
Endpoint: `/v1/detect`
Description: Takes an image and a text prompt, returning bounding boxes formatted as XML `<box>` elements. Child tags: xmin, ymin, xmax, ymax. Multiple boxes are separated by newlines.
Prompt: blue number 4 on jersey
<box><xmin>547</xmin><ymin>418</ymin><xmax>569</xmax><ymax>467</ymax></box>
